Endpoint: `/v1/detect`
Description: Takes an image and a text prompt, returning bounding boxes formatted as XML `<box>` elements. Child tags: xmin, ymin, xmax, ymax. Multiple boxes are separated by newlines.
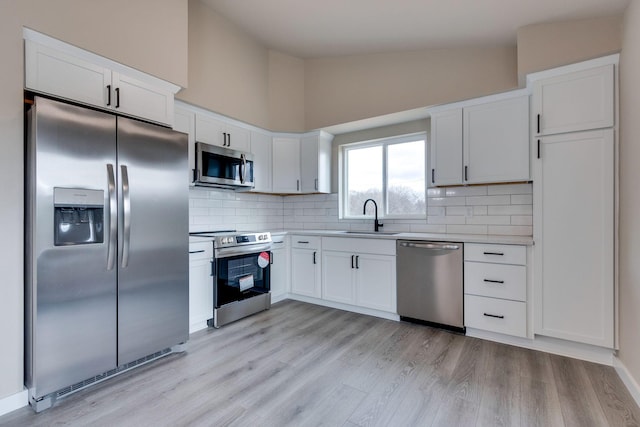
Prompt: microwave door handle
<box><xmin>106</xmin><ymin>164</ymin><xmax>117</xmax><ymax>270</ymax></box>
<box><xmin>121</xmin><ymin>165</ymin><xmax>131</xmax><ymax>268</ymax></box>
<box><xmin>240</xmin><ymin>154</ymin><xmax>246</xmax><ymax>184</ymax></box>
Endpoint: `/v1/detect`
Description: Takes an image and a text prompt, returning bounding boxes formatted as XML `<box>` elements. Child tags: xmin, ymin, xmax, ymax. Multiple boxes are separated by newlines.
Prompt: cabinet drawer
<box><xmin>291</xmin><ymin>235</ymin><xmax>321</xmax><ymax>249</ymax></box>
<box><xmin>465</xmin><ymin>295</ymin><xmax>526</xmax><ymax>337</ymax></box>
<box><xmin>189</xmin><ymin>241</ymin><xmax>213</xmax><ymax>260</ymax></box>
<box><xmin>464</xmin><ymin>243</ymin><xmax>526</xmax><ymax>265</ymax></box>
<box><xmin>464</xmin><ymin>262</ymin><xmax>526</xmax><ymax>301</ymax></box>
<box><xmin>322</xmin><ymin>237</ymin><xmax>395</xmax><ymax>255</ymax></box>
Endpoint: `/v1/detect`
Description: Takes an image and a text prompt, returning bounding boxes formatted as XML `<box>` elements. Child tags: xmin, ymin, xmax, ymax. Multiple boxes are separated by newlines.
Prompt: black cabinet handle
<box><xmin>115</xmin><ymin>87</ymin><xmax>120</xmax><ymax>108</ymax></box>
<box><xmin>537</xmin><ymin>139</ymin><xmax>541</xmax><ymax>159</ymax></box>
<box><xmin>106</xmin><ymin>85</ymin><xmax>111</xmax><ymax>106</ymax></box>
<box><xmin>483</xmin><ymin>279</ymin><xmax>505</xmax><ymax>284</ymax></box>
<box><xmin>297</xmin><ymin>241</ymin><xmax>309</xmax><ymax>244</ymax></box>
<box><xmin>189</xmin><ymin>250</ymin><xmax>205</xmax><ymax>254</ymax></box>
<box><xmin>431</xmin><ymin>169</ymin><xmax>435</xmax><ymax>184</ymax></box>
<box><xmin>313</xmin><ymin>251</ymin><xmax>316</xmax><ymax>264</ymax></box>
<box><xmin>210</xmin><ymin>260</ymin><xmax>215</xmax><ymax>277</ymax></box>
<box><xmin>537</xmin><ymin>114</ymin><xmax>541</xmax><ymax>133</ymax></box>
<box><xmin>355</xmin><ymin>255</ymin><xmax>359</xmax><ymax>269</ymax></box>
<box><xmin>270</xmin><ymin>252</ymin><xmax>273</xmax><ymax>265</ymax></box>
<box><xmin>351</xmin><ymin>255</ymin><xmax>354</xmax><ymax>269</ymax></box>
<box><xmin>484</xmin><ymin>313</ymin><xmax>504</xmax><ymax>319</ymax></box>
<box><xmin>464</xmin><ymin>165</ymin><xmax>468</xmax><ymax>181</ymax></box>
<box><xmin>228</xmin><ymin>133</ymin><xmax>231</xmax><ymax>147</ymax></box>
<box><xmin>483</xmin><ymin>251</ymin><xmax>504</xmax><ymax>256</ymax></box>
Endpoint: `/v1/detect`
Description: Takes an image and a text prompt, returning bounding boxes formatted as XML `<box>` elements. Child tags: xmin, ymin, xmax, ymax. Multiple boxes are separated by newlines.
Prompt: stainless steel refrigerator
<box><xmin>25</xmin><ymin>96</ymin><xmax>189</xmax><ymax>411</ymax></box>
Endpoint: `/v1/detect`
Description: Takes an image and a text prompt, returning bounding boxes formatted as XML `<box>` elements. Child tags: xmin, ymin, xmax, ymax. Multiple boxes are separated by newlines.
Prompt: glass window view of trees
<box><xmin>343</xmin><ymin>135</ymin><xmax>426</xmax><ymax>218</ymax></box>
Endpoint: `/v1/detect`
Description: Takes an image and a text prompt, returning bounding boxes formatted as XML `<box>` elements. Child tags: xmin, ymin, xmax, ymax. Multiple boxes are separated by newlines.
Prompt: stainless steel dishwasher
<box><xmin>396</xmin><ymin>240</ymin><xmax>464</xmax><ymax>332</ymax></box>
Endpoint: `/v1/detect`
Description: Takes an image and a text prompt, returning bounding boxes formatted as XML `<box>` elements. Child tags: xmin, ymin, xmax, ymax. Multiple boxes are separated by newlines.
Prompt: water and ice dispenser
<box><xmin>53</xmin><ymin>188</ymin><xmax>105</xmax><ymax>246</ymax></box>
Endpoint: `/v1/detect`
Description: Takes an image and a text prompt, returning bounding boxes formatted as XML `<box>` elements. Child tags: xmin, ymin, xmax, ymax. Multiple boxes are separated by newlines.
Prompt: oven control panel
<box><xmin>215</xmin><ymin>232</ymin><xmax>272</xmax><ymax>248</ymax></box>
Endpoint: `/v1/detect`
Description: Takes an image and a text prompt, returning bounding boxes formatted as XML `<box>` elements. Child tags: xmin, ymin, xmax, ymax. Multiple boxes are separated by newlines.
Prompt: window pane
<box><xmin>387</xmin><ymin>140</ymin><xmax>425</xmax><ymax>215</ymax></box>
<box><xmin>346</xmin><ymin>146</ymin><xmax>382</xmax><ymax>216</ymax></box>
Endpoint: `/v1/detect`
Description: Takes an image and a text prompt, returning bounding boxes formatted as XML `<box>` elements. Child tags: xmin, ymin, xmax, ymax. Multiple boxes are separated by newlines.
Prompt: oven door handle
<box><xmin>214</xmin><ymin>243</ymin><xmax>273</xmax><ymax>259</ymax></box>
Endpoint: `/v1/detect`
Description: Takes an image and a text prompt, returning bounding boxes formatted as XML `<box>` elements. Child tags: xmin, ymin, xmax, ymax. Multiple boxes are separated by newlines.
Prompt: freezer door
<box><xmin>26</xmin><ymin>97</ymin><xmax>118</xmax><ymax>397</ymax></box>
<box><xmin>116</xmin><ymin>117</ymin><xmax>189</xmax><ymax>365</ymax></box>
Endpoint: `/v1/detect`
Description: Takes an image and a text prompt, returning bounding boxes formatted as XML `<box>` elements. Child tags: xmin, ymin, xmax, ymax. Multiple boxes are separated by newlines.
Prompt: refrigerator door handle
<box><xmin>121</xmin><ymin>165</ymin><xmax>131</xmax><ymax>268</ymax></box>
<box><xmin>107</xmin><ymin>164</ymin><xmax>117</xmax><ymax>270</ymax></box>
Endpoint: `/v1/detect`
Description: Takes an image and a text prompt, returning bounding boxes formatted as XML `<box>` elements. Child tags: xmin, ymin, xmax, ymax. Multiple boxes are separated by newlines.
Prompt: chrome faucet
<box><xmin>363</xmin><ymin>199</ymin><xmax>383</xmax><ymax>232</ymax></box>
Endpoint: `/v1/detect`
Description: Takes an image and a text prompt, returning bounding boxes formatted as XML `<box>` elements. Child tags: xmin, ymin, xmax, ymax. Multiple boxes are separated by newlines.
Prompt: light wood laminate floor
<box><xmin>2</xmin><ymin>300</ymin><xmax>639</xmax><ymax>426</ymax></box>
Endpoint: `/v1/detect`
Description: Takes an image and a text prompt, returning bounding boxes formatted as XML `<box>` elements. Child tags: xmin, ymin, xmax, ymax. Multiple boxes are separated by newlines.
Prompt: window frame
<box><xmin>339</xmin><ymin>132</ymin><xmax>428</xmax><ymax>220</ymax></box>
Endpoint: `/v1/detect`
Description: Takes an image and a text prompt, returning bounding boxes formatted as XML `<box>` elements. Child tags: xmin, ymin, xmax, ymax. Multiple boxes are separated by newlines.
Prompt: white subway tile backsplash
<box><xmin>189</xmin><ymin>183</ymin><xmax>532</xmax><ymax>237</ymax></box>
<box><xmin>465</xmin><ymin>195</ymin><xmax>511</xmax><ymax>206</ymax></box>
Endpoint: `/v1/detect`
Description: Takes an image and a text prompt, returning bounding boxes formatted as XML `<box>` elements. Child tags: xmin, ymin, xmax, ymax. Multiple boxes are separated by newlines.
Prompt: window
<box><xmin>341</xmin><ymin>133</ymin><xmax>426</xmax><ymax>218</ymax></box>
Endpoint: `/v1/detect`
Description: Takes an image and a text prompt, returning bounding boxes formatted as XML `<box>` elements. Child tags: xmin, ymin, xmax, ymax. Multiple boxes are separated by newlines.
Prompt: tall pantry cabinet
<box><xmin>531</xmin><ymin>58</ymin><xmax>617</xmax><ymax>348</ymax></box>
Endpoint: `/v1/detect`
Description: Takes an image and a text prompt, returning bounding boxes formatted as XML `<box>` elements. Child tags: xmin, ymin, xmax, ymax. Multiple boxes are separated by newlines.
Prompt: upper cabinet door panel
<box><xmin>272</xmin><ymin>137</ymin><xmax>301</xmax><ymax>193</ymax></box>
<box><xmin>250</xmin><ymin>131</ymin><xmax>273</xmax><ymax>193</ymax></box>
<box><xmin>463</xmin><ymin>96</ymin><xmax>530</xmax><ymax>184</ymax></box>
<box><xmin>430</xmin><ymin>108</ymin><xmax>463</xmax><ymax>186</ymax></box>
<box><xmin>112</xmin><ymin>72</ymin><xmax>174</xmax><ymax>126</ymax></box>
<box><xmin>225</xmin><ymin>123</ymin><xmax>251</xmax><ymax>152</ymax></box>
<box><xmin>25</xmin><ymin>40</ymin><xmax>110</xmax><ymax>110</ymax></box>
<box><xmin>533</xmin><ymin>64</ymin><xmax>614</xmax><ymax>136</ymax></box>
<box><xmin>195</xmin><ymin>114</ymin><xmax>225</xmax><ymax>147</ymax></box>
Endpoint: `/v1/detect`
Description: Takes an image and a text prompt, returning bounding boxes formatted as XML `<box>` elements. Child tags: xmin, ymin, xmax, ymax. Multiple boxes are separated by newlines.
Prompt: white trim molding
<box><xmin>0</xmin><ymin>389</ymin><xmax>28</xmax><ymax>417</ymax></box>
<box><xmin>614</xmin><ymin>357</ymin><xmax>640</xmax><ymax>408</ymax></box>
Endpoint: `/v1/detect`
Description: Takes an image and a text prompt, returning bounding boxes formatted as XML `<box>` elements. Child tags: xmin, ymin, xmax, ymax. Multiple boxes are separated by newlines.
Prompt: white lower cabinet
<box><xmin>464</xmin><ymin>243</ymin><xmax>528</xmax><ymax>338</ymax></box>
<box><xmin>269</xmin><ymin>235</ymin><xmax>290</xmax><ymax>303</ymax></box>
<box><xmin>321</xmin><ymin>237</ymin><xmax>396</xmax><ymax>314</ymax></box>
<box><xmin>188</xmin><ymin>241</ymin><xmax>214</xmax><ymax>334</ymax></box>
<box><xmin>290</xmin><ymin>236</ymin><xmax>321</xmax><ymax>298</ymax></box>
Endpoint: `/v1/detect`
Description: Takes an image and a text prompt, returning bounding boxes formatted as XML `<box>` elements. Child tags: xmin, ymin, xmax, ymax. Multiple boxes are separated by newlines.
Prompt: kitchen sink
<box><xmin>341</xmin><ymin>231</ymin><xmax>400</xmax><ymax>236</ymax></box>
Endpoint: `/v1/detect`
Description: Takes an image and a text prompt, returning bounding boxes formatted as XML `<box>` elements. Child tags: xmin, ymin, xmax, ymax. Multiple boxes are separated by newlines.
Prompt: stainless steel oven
<box><xmin>191</xmin><ymin>231</ymin><xmax>272</xmax><ymax>327</ymax></box>
<box><xmin>195</xmin><ymin>142</ymin><xmax>254</xmax><ymax>190</ymax></box>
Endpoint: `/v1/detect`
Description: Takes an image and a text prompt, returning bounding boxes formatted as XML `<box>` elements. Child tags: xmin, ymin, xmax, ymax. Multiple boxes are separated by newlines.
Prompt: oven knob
<box><xmin>258</xmin><ymin>235</ymin><xmax>263</xmax><ymax>241</ymax></box>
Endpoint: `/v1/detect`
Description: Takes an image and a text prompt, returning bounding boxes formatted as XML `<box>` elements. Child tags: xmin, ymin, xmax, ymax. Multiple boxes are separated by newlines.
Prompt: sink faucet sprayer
<box><xmin>363</xmin><ymin>199</ymin><xmax>383</xmax><ymax>232</ymax></box>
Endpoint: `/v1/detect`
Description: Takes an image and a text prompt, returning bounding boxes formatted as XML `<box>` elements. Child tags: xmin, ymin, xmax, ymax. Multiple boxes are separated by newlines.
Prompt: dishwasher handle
<box><xmin>399</xmin><ymin>241</ymin><xmax>461</xmax><ymax>251</ymax></box>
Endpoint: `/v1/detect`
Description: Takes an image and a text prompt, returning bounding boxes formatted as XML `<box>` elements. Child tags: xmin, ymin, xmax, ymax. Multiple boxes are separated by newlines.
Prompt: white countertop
<box><xmin>272</xmin><ymin>230</ymin><xmax>534</xmax><ymax>246</ymax></box>
<box><xmin>190</xmin><ymin>230</ymin><xmax>533</xmax><ymax>246</ymax></box>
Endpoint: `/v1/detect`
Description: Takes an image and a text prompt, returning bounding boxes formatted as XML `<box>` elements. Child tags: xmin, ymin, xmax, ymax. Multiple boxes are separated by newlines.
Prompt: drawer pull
<box><xmin>297</xmin><ymin>241</ymin><xmax>310</xmax><ymax>244</ymax></box>
<box><xmin>483</xmin><ymin>251</ymin><xmax>504</xmax><ymax>256</ymax></box>
<box><xmin>189</xmin><ymin>250</ymin><xmax>205</xmax><ymax>254</ymax></box>
<box><xmin>483</xmin><ymin>279</ymin><xmax>505</xmax><ymax>284</ymax></box>
<box><xmin>483</xmin><ymin>313</ymin><xmax>505</xmax><ymax>319</ymax></box>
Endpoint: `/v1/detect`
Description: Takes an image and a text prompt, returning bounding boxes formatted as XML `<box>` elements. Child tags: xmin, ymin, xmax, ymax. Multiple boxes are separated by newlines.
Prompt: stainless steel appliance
<box><xmin>194</xmin><ymin>142</ymin><xmax>254</xmax><ymax>190</ymax></box>
<box><xmin>190</xmin><ymin>231</ymin><xmax>272</xmax><ymax>327</ymax></box>
<box><xmin>25</xmin><ymin>97</ymin><xmax>189</xmax><ymax>412</ymax></box>
<box><xmin>396</xmin><ymin>240</ymin><xmax>464</xmax><ymax>332</ymax></box>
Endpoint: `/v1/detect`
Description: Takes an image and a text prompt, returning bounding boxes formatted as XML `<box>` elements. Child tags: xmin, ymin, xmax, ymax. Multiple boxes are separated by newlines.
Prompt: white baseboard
<box><xmin>465</xmin><ymin>328</ymin><xmax>615</xmax><ymax>366</ymax></box>
<box><xmin>285</xmin><ymin>294</ymin><xmax>400</xmax><ymax>322</ymax></box>
<box><xmin>614</xmin><ymin>357</ymin><xmax>640</xmax><ymax>408</ymax></box>
<box><xmin>0</xmin><ymin>388</ymin><xmax>28</xmax><ymax>417</ymax></box>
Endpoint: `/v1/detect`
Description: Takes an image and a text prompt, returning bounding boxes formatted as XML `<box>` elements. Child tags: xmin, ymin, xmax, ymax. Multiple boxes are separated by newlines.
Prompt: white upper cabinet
<box><xmin>463</xmin><ymin>96</ymin><xmax>530</xmax><ymax>184</ymax></box>
<box><xmin>430</xmin><ymin>93</ymin><xmax>530</xmax><ymax>186</ymax></box>
<box><xmin>272</xmin><ymin>136</ymin><xmax>302</xmax><ymax>193</ymax></box>
<box><xmin>173</xmin><ymin>104</ymin><xmax>196</xmax><ymax>186</ymax></box>
<box><xmin>250</xmin><ymin>130</ymin><xmax>273</xmax><ymax>193</ymax></box>
<box><xmin>24</xmin><ymin>36</ymin><xmax>177</xmax><ymax>127</ymax></box>
<box><xmin>430</xmin><ymin>108</ymin><xmax>463</xmax><ymax>186</ymax></box>
<box><xmin>300</xmin><ymin>131</ymin><xmax>333</xmax><ymax>193</ymax></box>
<box><xmin>532</xmin><ymin>64</ymin><xmax>614</xmax><ymax>136</ymax></box>
<box><xmin>195</xmin><ymin>114</ymin><xmax>251</xmax><ymax>152</ymax></box>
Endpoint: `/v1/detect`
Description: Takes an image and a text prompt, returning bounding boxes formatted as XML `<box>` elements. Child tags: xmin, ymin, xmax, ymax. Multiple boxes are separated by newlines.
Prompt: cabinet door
<box><xmin>189</xmin><ymin>246</ymin><xmax>213</xmax><ymax>334</ymax></box>
<box><xmin>430</xmin><ymin>108</ymin><xmax>463</xmax><ymax>186</ymax></box>
<box><xmin>251</xmin><ymin>131</ymin><xmax>273</xmax><ymax>193</ymax></box>
<box><xmin>291</xmin><ymin>248</ymin><xmax>320</xmax><ymax>298</ymax></box>
<box><xmin>300</xmin><ymin>135</ymin><xmax>319</xmax><ymax>193</ymax></box>
<box><xmin>355</xmin><ymin>254</ymin><xmax>396</xmax><ymax>312</ymax></box>
<box><xmin>533</xmin><ymin>64</ymin><xmax>614</xmax><ymax>136</ymax></box>
<box><xmin>225</xmin><ymin>123</ymin><xmax>251</xmax><ymax>152</ymax></box>
<box><xmin>270</xmin><ymin>247</ymin><xmax>289</xmax><ymax>302</ymax></box>
<box><xmin>272</xmin><ymin>137</ymin><xmax>301</xmax><ymax>193</ymax></box>
<box><xmin>112</xmin><ymin>72</ymin><xmax>174</xmax><ymax>126</ymax></box>
<box><xmin>25</xmin><ymin>40</ymin><xmax>110</xmax><ymax>111</ymax></box>
<box><xmin>463</xmin><ymin>96</ymin><xmax>530</xmax><ymax>184</ymax></box>
<box><xmin>534</xmin><ymin>129</ymin><xmax>614</xmax><ymax>348</ymax></box>
<box><xmin>174</xmin><ymin>106</ymin><xmax>196</xmax><ymax>186</ymax></box>
<box><xmin>322</xmin><ymin>251</ymin><xmax>355</xmax><ymax>304</ymax></box>
<box><xmin>195</xmin><ymin>114</ymin><xmax>226</xmax><ymax>147</ymax></box>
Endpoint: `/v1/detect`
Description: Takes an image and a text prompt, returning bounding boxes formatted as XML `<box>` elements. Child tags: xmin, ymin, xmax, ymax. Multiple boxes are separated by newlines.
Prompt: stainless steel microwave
<box><xmin>195</xmin><ymin>142</ymin><xmax>254</xmax><ymax>190</ymax></box>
